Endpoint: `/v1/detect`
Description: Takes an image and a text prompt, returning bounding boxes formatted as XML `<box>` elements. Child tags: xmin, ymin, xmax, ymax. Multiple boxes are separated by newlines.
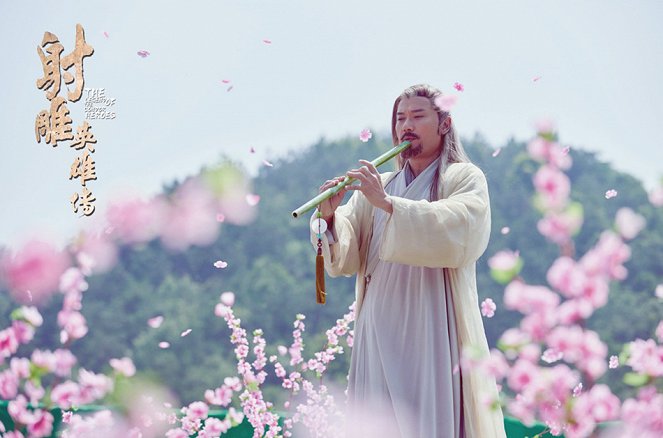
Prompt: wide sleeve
<box><xmin>379</xmin><ymin>163</ymin><xmax>491</xmax><ymax>268</ymax></box>
<box><xmin>310</xmin><ymin>190</ymin><xmax>366</xmax><ymax>277</ymax></box>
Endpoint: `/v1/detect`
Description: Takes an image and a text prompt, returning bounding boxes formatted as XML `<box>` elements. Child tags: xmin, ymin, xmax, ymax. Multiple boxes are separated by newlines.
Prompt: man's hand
<box><xmin>346</xmin><ymin>160</ymin><xmax>393</xmax><ymax>214</ymax></box>
<box><xmin>318</xmin><ymin>176</ymin><xmax>348</xmax><ymax>222</ymax></box>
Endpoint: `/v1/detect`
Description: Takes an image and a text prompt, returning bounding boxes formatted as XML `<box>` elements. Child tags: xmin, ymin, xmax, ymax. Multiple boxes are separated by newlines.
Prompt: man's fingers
<box><xmin>358</xmin><ymin>160</ymin><xmax>379</xmax><ymax>176</ymax></box>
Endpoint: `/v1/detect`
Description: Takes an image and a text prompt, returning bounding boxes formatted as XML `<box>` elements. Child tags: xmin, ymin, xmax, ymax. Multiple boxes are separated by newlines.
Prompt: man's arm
<box><xmin>378</xmin><ymin>163</ymin><xmax>491</xmax><ymax>268</ymax></box>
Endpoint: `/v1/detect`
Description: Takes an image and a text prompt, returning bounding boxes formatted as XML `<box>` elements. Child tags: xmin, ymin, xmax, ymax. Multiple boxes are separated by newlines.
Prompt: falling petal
<box><xmin>262</xmin><ymin>39</ymin><xmax>272</xmax><ymax>45</ymax></box>
<box><xmin>605</xmin><ymin>189</ymin><xmax>618</xmax><ymax>199</ymax></box>
<box><xmin>216</xmin><ymin>213</ymin><xmax>225</xmax><ymax>223</ymax></box>
<box><xmin>246</xmin><ymin>194</ymin><xmax>260</xmax><ymax>206</ymax></box>
<box><xmin>453</xmin><ymin>82</ymin><xmax>464</xmax><ymax>92</ymax></box>
<box><xmin>608</xmin><ymin>355</ymin><xmax>619</xmax><ymax>369</ymax></box>
<box><xmin>137</xmin><ymin>50</ymin><xmax>150</xmax><ymax>58</ymax></box>
<box><xmin>541</xmin><ymin>348</ymin><xmax>563</xmax><ymax>364</ymax></box>
<box><xmin>250</xmin><ymin>147</ymin><xmax>256</xmax><ymax>153</ymax></box>
<box><xmin>148</xmin><ymin>316</ymin><xmax>164</xmax><ymax>328</ymax></box>
<box><xmin>214</xmin><ymin>260</ymin><xmax>228</xmax><ymax>269</ymax></box>
<box><xmin>26</xmin><ymin>290</ymin><xmax>33</xmax><ymax>302</ymax></box>
<box><xmin>480</xmin><ymin>298</ymin><xmax>496</xmax><ymax>318</ymax></box>
<box><xmin>262</xmin><ymin>160</ymin><xmax>274</xmax><ymax>167</ymax></box>
<box><xmin>562</xmin><ymin>146</ymin><xmax>570</xmax><ymax>155</ymax></box>
<box><xmin>221</xmin><ymin>79</ymin><xmax>231</xmax><ymax>84</ymax></box>
<box><xmin>158</xmin><ymin>341</ymin><xmax>170</xmax><ymax>349</ymax></box>
<box><xmin>103</xmin><ymin>32</ymin><xmax>109</xmax><ymax>39</ymax></box>
<box><xmin>572</xmin><ymin>382</ymin><xmax>583</xmax><ymax>397</ymax></box>
<box><xmin>532</xmin><ymin>76</ymin><xmax>542</xmax><ymax>82</ymax></box>
<box><xmin>492</xmin><ymin>148</ymin><xmax>502</xmax><ymax>157</ymax></box>
<box><xmin>500</xmin><ymin>227</ymin><xmax>510</xmax><ymax>235</ymax></box>
<box><xmin>434</xmin><ymin>94</ymin><xmax>458</xmax><ymax>112</ymax></box>
<box><xmin>227</xmin><ymin>85</ymin><xmax>234</xmax><ymax>92</ymax></box>
<box><xmin>180</xmin><ymin>329</ymin><xmax>192</xmax><ymax>337</ymax></box>
<box><xmin>359</xmin><ymin>129</ymin><xmax>372</xmax><ymax>143</ymax></box>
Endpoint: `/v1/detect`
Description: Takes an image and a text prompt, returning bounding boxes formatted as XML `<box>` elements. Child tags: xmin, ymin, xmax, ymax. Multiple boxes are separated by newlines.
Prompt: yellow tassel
<box><xmin>316</xmin><ymin>248</ymin><xmax>326</xmax><ymax>304</ymax></box>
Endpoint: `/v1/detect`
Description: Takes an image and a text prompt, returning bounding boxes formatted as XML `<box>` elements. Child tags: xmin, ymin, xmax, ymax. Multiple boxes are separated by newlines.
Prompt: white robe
<box><xmin>348</xmin><ymin>160</ymin><xmax>463</xmax><ymax>437</ymax></box>
<box><xmin>312</xmin><ymin>159</ymin><xmax>506</xmax><ymax>438</ymax></box>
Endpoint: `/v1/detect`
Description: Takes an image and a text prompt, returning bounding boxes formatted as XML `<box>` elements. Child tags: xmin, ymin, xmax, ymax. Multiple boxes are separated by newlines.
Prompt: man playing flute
<box><xmin>313</xmin><ymin>84</ymin><xmax>506</xmax><ymax>437</ymax></box>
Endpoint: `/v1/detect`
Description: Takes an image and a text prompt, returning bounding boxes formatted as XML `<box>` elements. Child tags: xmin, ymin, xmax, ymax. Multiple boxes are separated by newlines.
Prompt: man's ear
<box><xmin>438</xmin><ymin>117</ymin><xmax>451</xmax><ymax>135</ymax></box>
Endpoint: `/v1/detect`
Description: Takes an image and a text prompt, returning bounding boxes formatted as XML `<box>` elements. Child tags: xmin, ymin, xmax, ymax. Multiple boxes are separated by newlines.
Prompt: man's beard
<box><xmin>401</xmin><ymin>143</ymin><xmax>422</xmax><ymax>160</ymax></box>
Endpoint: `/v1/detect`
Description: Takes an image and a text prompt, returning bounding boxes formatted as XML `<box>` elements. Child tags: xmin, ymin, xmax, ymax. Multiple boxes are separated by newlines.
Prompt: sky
<box><xmin>1</xmin><ymin>0</ymin><xmax>662</xmax><ymax>248</ymax></box>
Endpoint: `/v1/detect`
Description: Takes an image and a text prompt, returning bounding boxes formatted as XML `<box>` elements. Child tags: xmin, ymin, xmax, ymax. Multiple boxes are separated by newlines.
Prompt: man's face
<box><xmin>395</xmin><ymin>96</ymin><xmax>446</xmax><ymax>161</ymax></box>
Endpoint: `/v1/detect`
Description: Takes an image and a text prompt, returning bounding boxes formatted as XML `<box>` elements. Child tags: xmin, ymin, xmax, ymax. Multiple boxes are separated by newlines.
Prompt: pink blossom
<box><xmin>492</xmin><ymin>147</ymin><xmax>502</xmax><ymax>157</ymax></box>
<box><xmin>148</xmin><ymin>315</ymin><xmax>164</xmax><ymax>328</ymax></box>
<box><xmin>546</xmin><ymin>256</ymin><xmax>584</xmax><ymax>298</ymax></box>
<box><xmin>541</xmin><ymin>348</ymin><xmax>564</xmax><ymax>364</ymax></box>
<box><xmin>434</xmin><ymin>94</ymin><xmax>458</xmax><ymax>112</ymax></box>
<box><xmin>17</xmin><ymin>306</ymin><xmax>43</xmax><ymax>326</ymax></box>
<box><xmin>216</xmin><ymin>213</ymin><xmax>225</xmax><ymax>222</ymax></box>
<box><xmin>648</xmin><ymin>186</ymin><xmax>663</xmax><ymax>206</ymax></box>
<box><xmin>0</xmin><ymin>327</ymin><xmax>19</xmax><ymax>359</ymax></box>
<box><xmin>51</xmin><ymin>381</ymin><xmax>81</xmax><ymax>409</ymax></box>
<box><xmin>62</xmin><ymin>411</ymin><xmax>73</xmax><ymax>423</ymax></box>
<box><xmin>31</xmin><ymin>349</ymin><xmax>56</xmax><ymax>371</ymax></box>
<box><xmin>27</xmin><ymin>409</ymin><xmax>54</xmax><ymax>438</ymax></box>
<box><xmin>110</xmin><ymin>357</ymin><xmax>136</xmax><ymax>377</ymax></box>
<box><xmin>72</xmin><ymin>232</ymin><xmax>118</xmax><ymax>274</ymax></box>
<box><xmin>619</xmin><ymin>387</ymin><xmax>663</xmax><ymax>436</ymax></box>
<box><xmin>165</xmin><ymin>429</ymin><xmax>189</xmax><ymax>438</ymax></box>
<box><xmin>10</xmin><ymin>357</ymin><xmax>31</xmax><ymax>379</ymax></box>
<box><xmin>532</xmin><ymin>76</ymin><xmax>542</xmax><ymax>82</ymax></box>
<box><xmin>507</xmin><ymin>359</ymin><xmax>539</xmax><ymax>392</ymax></box>
<box><xmin>59</xmin><ymin>267</ymin><xmax>88</xmax><ymax>294</ymax></box>
<box><xmin>205</xmin><ymin>385</ymin><xmax>233</xmax><ymax>406</ymax></box>
<box><xmin>557</xmin><ymin>298</ymin><xmax>594</xmax><ymax>325</ymax></box>
<box><xmin>58</xmin><ymin>310</ymin><xmax>88</xmax><ymax>342</ymax></box>
<box><xmin>12</xmin><ymin>320</ymin><xmax>34</xmax><ymax>344</ymax></box>
<box><xmin>8</xmin><ymin>395</ymin><xmax>34</xmax><ymax>425</ymax></box>
<box><xmin>609</xmin><ymin>355</ymin><xmax>619</xmax><ymax>369</ymax></box>
<box><xmin>137</xmin><ymin>50</ymin><xmax>150</xmax><ymax>58</ymax></box>
<box><xmin>220</xmin><ymin>291</ymin><xmax>235</xmax><ymax>306</ymax></box>
<box><xmin>214</xmin><ymin>260</ymin><xmax>228</xmax><ymax>269</ymax></box>
<box><xmin>534</xmin><ymin>165</ymin><xmax>571</xmax><ymax>210</ymax></box>
<box><xmin>481</xmin><ymin>298</ymin><xmax>496</xmax><ymax>318</ymax></box>
<box><xmin>185</xmin><ymin>401</ymin><xmax>209</xmax><ymax>421</ymax></box>
<box><xmin>527</xmin><ymin>138</ymin><xmax>571</xmax><ymax>169</ymax></box>
<box><xmin>453</xmin><ymin>82</ymin><xmax>464</xmax><ymax>92</ymax></box>
<box><xmin>78</xmin><ymin>368</ymin><xmax>114</xmax><ymax>403</ymax></box>
<box><xmin>572</xmin><ymin>382</ymin><xmax>583</xmax><ymax>397</ymax></box>
<box><xmin>501</xmin><ymin>226</ymin><xmax>510</xmax><ymax>234</ymax></box>
<box><xmin>160</xmin><ymin>180</ymin><xmax>220</xmax><ymax>251</ymax></box>
<box><xmin>359</xmin><ymin>129</ymin><xmax>372</xmax><ymax>143</ymax></box>
<box><xmin>277</xmin><ymin>345</ymin><xmax>288</xmax><ymax>356</ymax></box>
<box><xmin>25</xmin><ymin>380</ymin><xmax>45</xmax><ymax>405</ymax></box>
<box><xmin>480</xmin><ymin>349</ymin><xmax>509</xmax><ymax>380</ymax></box>
<box><xmin>214</xmin><ymin>303</ymin><xmax>230</xmax><ymax>317</ymax></box>
<box><xmin>604</xmin><ymin>189</ymin><xmax>618</xmax><ymax>199</ymax></box>
<box><xmin>1</xmin><ymin>239</ymin><xmax>70</xmax><ymax>304</ymax></box>
<box><xmin>537</xmin><ymin>209</ymin><xmax>583</xmax><ymax>245</ymax></box>
<box><xmin>580</xmin><ymin>231</ymin><xmax>631</xmax><ymax>280</ymax></box>
<box><xmin>615</xmin><ymin>207</ymin><xmax>646</xmax><ymax>240</ymax></box>
<box><xmin>54</xmin><ymin>349</ymin><xmax>77</xmax><ymax>377</ymax></box>
<box><xmin>159</xmin><ymin>341</ymin><xmax>170</xmax><ymax>349</ymax></box>
<box><xmin>203</xmin><ymin>417</ymin><xmax>230</xmax><ymax>435</ymax></box>
<box><xmin>262</xmin><ymin>39</ymin><xmax>272</xmax><ymax>44</ymax></box>
<box><xmin>626</xmin><ymin>338</ymin><xmax>663</xmax><ymax>377</ymax></box>
<box><xmin>487</xmin><ymin>250</ymin><xmax>522</xmax><ymax>283</ymax></box>
<box><xmin>106</xmin><ymin>196</ymin><xmax>165</xmax><ymax>244</ymax></box>
<box><xmin>504</xmin><ymin>281</ymin><xmax>559</xmax><ymax>316</ymax></box>
<box><xmin>0</xmin><ymin>369</ymin><xmax>19</xmax><ymax>399</ymax></box>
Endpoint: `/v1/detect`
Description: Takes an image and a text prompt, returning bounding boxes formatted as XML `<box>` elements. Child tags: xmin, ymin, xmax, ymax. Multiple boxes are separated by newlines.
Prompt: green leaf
<box><xmin>623</xmin><ymin>372</ymin><xmax>649</xmax><ymax>387</ymax></box>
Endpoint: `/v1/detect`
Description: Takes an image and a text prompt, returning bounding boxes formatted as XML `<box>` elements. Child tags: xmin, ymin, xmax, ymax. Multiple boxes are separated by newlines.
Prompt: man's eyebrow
<box><xmin>396</xmin><ymin>108</ymin><xmax>427</xmax><ymax>115</ymax></box>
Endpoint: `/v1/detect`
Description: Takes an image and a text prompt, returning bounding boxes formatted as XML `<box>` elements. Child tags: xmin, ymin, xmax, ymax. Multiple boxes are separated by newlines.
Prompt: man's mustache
<box><xmin>401</xmin><ymin>133</ymin><xmax>419</xmax><ymax>140</ymax></box>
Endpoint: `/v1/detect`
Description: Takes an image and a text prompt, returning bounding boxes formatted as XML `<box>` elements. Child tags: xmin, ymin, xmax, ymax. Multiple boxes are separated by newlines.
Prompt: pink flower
<box><xmin>541</xmin><ymin>348</ymin><xmax>563</xmax><ymax>364</ymax></box>
<box><xmin>62</xmin><ymin>411</ymin><xmax>73</xmax><ymax>423</ymax></box>
<box><xmin>546</xmin><ymin>256</ymin><xmax>584</xmax><ymax>298</ymax></box>
<box><xmin>12</xmin><ymin>320</ymin><xmax>34</xmax><ymax>344</ymax></box>
<box><xmin>504</xmin><ymin>281</ymin><xmax>559</xmax><ymax>316</ymax></box>
<box><xmin>434</xmin><ymin>94</ymin><xmax>458</xmax><ymax>112</ymax></box>
<box><xmin>216</xmin><ymin>213</ymin><xmax>225</xmax><ymax>222</ymax></box>
<box><xmin>214</xmin><ymin>303</ymin><xmax>230</xmax><ymax>317</ymax></box>
<box><xmin>507</xmin><ymin>359</ymin><xmax>539</xmax><ymax>392</ymax></box>
<box><xmin>615</xmin><ymin>207</ymin><xmax>646</xmax><ymax>240</ymax></box>
<box><xmin>59</xmin><ymin>267</ymin><xmax>88</xmax><ymax>294</ymax></box>
<box><xmin>572</xmin><ymin>382</ymin><xmax>583</xmax><ymax>397</ymax></box>
<box><xmin>137</xmin><ymin>50</ymin><xmax>150</xmax><ymax>58</ymax></box>
<box><xmin>604</xmin><ymin>189</ymin><xmax>618</xmax><ymax>199</ymax></box>
<box><xmin>58</xmin><ymin>310</ymin><xmax>88</xmax><ymax>342</ymax></box>
<box><xmin>160</xmin><ymin>180</ymin><xmax>220</xmax><ymax>251</ymax></box>
<box><xmin>214</xmin><ymin>260</ymin><xmax>228</xmax><ymax>269</ymax></box>
<box><xmin>533</xmin><ymin>165</ymin><xmax>570</xmax><ymax>210</ymax></box>
<box><xmin>648</xmin><ymin>186</ymin><xmax>663</xmax><ymax>206</ymax></box>
<box><xmin>54</xmin><ymin>349</ymin><xmax>77</xmax><ymax>377</ymax></box>
<box><xmin>359</xmin><ymin>129</ymin><xmax>372</xmax><ymax>142</ymax></box>
<box><xmin>110</xmin><ymin>357</ymin><xmax>136</xmax><ymax>377</ymax></box>
<box><xmin>527</xmin><ymin>138</ymin><xmax>571</xmax><ymax>169</ymax></box>
<box><xmin>27</xmin><ymin>409</ymin><xmax>54</xmax><ymax>438</ymax></box>
<box><xmin>185</xmin><ymin>401</ymin><xmax>209</xmax><ymax>421</ymax></box>
<box><xmin>0</xmin><ymin>370</ymin><xmax>19</xmax><ymax>399</ymax></box>
<box><xmin>488</xmin><ymin>250</ymin><xmax>522</xmax><ymax>284</ymax></box>
<box><xmin>72</xmin><ymin>232</ymin><xmax>118</xmax><ymax>274</ymax></box>
<box><xmin>220</xmin><ymin>291</ymin><xmax>235</xmax><ymax>306</ymax></box>
<box><xmin>106</xmin><ymin>196</ymin><xmax>165</xmax><ymax>244</ymax></box>
<box><xmin>619</xmin><ymin>387</ymin><xmax>663</xmax><ymax>436</ymax></box>
<box><xmin>481</xmin><ymin>298</ymin><xmax>496</xmax><ymax>318</ymax></box>
<box><xmin>205</xmin><ymin>385</ymin><xmax>233</xmax><ymax>407</ymax></box>
<box><xmin>453</xmin><ymin>82</ymin><xmax>464</xmax><ymax>92</ymax></box>
<box><xmin>17</xmin><ymin>306</ymin><xmax>43</xmax><ymax>326</ymax></box>
<box><xmin>537</xmin><ymin>209</ymin><xmax>583</xmax><ymax>245</ymax></box>
<box><xmin>0</xmin><ymin>328</ymin><xmax>19</xmax><ymax>359</ymax></box>
<box><xmin>1</xmin><ymin>239</ymin><xmax>70</xmax><ymax>304</ymax></box>
<box><xmin>262</xmin><ymin>39</ymin><xmax>272</xmax><ymax>44</ymax></box>
<box><xmin>203</xmin><ymin>417</ymin><xmax>230</xmax><ymax>435</ymax></box>
<box><xmin>51</xmin><ymin>381</ymin><xmax>81</xmax><ymax>409</ymax></box>
<box><xmin>626</xmin><ymin>338</ymin><xmax>663</xmax><ymax>377</ymax></box>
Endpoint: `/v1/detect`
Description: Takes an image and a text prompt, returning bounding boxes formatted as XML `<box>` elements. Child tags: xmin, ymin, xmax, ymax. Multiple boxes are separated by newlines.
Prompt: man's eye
<box><xmin>414</xmin><ymin>115</ymin><xmax>424</xmax><ymax>119</ymax></box>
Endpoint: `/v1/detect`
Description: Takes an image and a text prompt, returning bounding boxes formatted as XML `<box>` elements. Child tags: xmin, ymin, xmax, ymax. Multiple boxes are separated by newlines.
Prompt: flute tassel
<box><xmin>316</xmin><ymin>245</ymin><xmax>326</xmax><ymax>304</ymax></box>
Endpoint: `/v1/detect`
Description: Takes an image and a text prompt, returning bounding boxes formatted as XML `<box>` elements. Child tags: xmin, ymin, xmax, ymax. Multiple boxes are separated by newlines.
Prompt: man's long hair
<box><xmin>391</xmin><ymin>84</ymin><xmax>471</xmax><ymax>200</ymax></box>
